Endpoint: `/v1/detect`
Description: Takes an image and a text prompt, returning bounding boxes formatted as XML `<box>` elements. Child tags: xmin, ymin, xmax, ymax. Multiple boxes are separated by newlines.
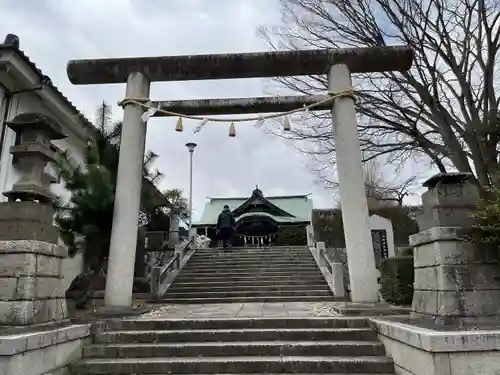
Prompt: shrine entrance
<box><xmin>66</xmin><ymin>45</ymin><xmax>413</xmax><ymax>306</ymax></box>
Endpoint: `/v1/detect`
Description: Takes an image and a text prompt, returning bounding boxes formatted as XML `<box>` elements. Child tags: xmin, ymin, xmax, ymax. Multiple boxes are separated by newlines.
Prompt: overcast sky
<box><xmin>0</xmin><ymin>0</ymin><xmax>424</xmax><ymax>220</ymax></box>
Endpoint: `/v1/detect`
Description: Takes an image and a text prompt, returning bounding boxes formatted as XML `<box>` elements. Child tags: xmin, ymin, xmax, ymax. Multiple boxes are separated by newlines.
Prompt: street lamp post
<box><xmin>185</xmin><ymin>142</ymin><xmax>197</xmax><ymax>233</ymax></box>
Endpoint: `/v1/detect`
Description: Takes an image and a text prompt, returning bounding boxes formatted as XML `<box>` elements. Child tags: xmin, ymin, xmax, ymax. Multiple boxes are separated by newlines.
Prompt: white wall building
<box><xmin>0</xmin><ymin>34</ymin><xmax>93</xmax><ymax>289</ymax></box>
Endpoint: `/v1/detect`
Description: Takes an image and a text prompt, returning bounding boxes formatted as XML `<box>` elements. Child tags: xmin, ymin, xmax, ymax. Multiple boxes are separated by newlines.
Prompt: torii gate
<box><xmin>66</xmin><ymin>46</ymin><xmax>413</xmax><ymax>307</ymax></box>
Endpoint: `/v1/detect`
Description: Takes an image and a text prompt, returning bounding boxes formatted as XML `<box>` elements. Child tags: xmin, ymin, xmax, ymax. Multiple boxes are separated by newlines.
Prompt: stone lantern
<box><xmin>168</xmin><ymin>206</ymin><xmax>182</xmax><ymax>249</ymax></box>
<box><xmin>0</xmin><ymin>113</ymin><xmax>66</xmax><ymax>243</ymax></box>
<box><xmin>3</xmin><ymin>112</ymin><xmax>66</xmax><ymax>204</ymax></box>
<box><xmin>0</xmin><ymin>112</ymin><xmax>69</xmax><ymax>326</ymax></box>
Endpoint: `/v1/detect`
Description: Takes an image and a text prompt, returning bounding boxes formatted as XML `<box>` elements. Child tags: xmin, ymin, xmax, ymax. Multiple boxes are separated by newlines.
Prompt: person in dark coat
<box><xmin>217</xmin><ymin>205</ymin><xmax>236</xmax><ymax>249</ymax></box>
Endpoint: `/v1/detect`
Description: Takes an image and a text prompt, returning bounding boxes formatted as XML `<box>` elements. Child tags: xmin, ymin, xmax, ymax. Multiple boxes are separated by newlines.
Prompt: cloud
<box><xmin>0</xmin><ymin>0</ymin><xmax>340</xmax><ymax>219</ymax></box>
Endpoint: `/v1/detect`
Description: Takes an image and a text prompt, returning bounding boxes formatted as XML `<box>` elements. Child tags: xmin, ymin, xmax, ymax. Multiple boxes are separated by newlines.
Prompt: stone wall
<box><xmin>0</xmin><ymin>240</ymin><xmax>68</xmax><ymax>326</ymax></box>
<box><xmin>0</xmin><ymin>324</ymin><xmax>90</xmax><ymax>375</ymax></box>
<box><xmin>373</xmin><ymin>318</ymin><xmax>500</xmax><ymax>375</ymax></box>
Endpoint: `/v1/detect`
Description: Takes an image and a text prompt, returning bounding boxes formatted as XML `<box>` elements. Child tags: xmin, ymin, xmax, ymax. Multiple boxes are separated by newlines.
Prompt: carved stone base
<box><xmin>0</xmin><ymin>201</ymin><xmax>59</xmax><ymax>243</ymax></box>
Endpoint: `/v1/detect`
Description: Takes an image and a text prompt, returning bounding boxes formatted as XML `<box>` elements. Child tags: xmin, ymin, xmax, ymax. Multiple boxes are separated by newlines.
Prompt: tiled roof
<box><xmin>194</xmin><ymin>195</ymin><xmax>313</xmax><ymax>226</ymax></box>
<box><xmin>0</xmin><ymin>41</ymin><xmax>94</xmax><ymax>132</ymax></box>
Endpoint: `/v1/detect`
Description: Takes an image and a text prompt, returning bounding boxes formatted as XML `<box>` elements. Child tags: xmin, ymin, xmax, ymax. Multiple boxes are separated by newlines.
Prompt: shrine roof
<box><xmin>194</xmin><ymin>194</ymin><xmax>313</xmax><ymax>226</ymax></box>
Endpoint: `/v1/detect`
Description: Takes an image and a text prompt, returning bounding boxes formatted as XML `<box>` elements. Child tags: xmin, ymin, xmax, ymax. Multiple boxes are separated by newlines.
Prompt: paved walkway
<box><xmin>139</xmin><ymin>302</ymin><xmax>341</xmax><ymax>319</ymax></box>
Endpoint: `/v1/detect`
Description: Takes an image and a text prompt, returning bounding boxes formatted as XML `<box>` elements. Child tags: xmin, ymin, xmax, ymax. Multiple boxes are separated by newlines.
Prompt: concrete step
<box><xmin>170</xmin><ymin>279</ymin><xmax>327</xmax><ymax>287</ymax></box>
<box><xmin>162</xmin><ymin>289</ymin><xmax>333</xmax><ymax>299</ymax></box>
<box><xmin>186</xmin><ymin>260</ymin><xmax>318</xmax><ymax>267</ymax></box>
<box><xmin>192</xmin><ymin>251</ymin><xmax>313</xmax><ymax>258</ymax></box>
<box><xmin>73</xmin><ymin>355</ymin><xmax>394</xmax><ymax>374</ymax></box>
<box><xmin>194</xmin><ymin>249</ymin><xmax>311</xmax><ymax>257</ymax></box>
<box><xmin>173</xmin><ymin>275</ymin><xmax>326</xmax><ymax>283</ymax></box>
<box><xmin>95</xmin><ymin>328</ymin><xmax>376</xmax><ymax>344</ymax></box>
<box><xmin>157</xmin><ymin>295</ymin><xmax>340</xmax><ymax>303</ymax></box>
<box><xmin>174</xmin><ymin>267</ymin><xmax>321</xmax><ymax>276</ymax></box>
<box><xmin>180</xmin><ymin>267</ymin><xmax>321</xmax><ymax>274</ymax></box>
<box><xmin>178</xmin><ymin>270</ymin><xmax>323</xmax><ymax>277</ymax></box>
<box><xmin>166</xmin><ymin>284</ymin><xmax>331</xmax><ymax>293</ymax></box>
<box><xmin>195</xmin><ymin>246</ymin><xmax>310</xmax><ymax>252</ymax></box>
<box><xmin>98</xmin><ymin>317</ymin><xmax>371</xmax><ymax>331</ymax></box>
<box><xmin>175</xmin><ymin>271</ymin><xmax>324</xmax><ymax>284</ymax></box>
<box><xmin>192</xmin><ymin>248</ymin><xmax>312</xmax><ymax>253</ymax></box>
<box><xmin>84</xmin><ymin>340</ymin><xmax>386</xmax><ymax>358</ymax></box>
<box><xmin>185</xmin><ymin>259</ymin><xmax>317</xmax><ymax>264</ymax></box>
<box><xmin>188</xmin><ymin>257</ymin><xmax>315</xmax><ymax>264</ymax></box>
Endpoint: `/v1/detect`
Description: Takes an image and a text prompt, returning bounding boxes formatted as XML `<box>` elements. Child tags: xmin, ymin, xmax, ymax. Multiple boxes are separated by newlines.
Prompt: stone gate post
<box><xmin>328</xmin><ymin>64</ymin><xmax>379</xmax><ymax>302</ymax></box>
<box><xmin>104</xmin><ymin>72</ymin><xmax>150</xmax><ymax>307</ymax></box>
<box><xmin>0</xmin><ymin>113</ymin><xmax>69</xmax><ymax>326</ymax></box>
<box><xmin>411</xmin><ymin>172</ymin><xmax>500</xmax><ymax>325</ymax></box>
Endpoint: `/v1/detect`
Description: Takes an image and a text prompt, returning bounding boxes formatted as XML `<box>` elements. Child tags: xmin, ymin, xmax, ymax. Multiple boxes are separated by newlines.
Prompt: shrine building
<box><xmin>193</xmin><ymin>186</ymin><xmax>313</xmax><ymax>247</ymax></box>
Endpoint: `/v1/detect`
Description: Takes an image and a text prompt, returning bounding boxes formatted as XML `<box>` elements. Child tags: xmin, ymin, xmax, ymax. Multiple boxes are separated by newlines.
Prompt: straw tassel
<box><xmin>229</xmin><ymin>122</ymin><xmax>236</xmax><ymax>137</ymax></box>
<box><xmin>175</xmin><ymin>117</ymin><xmax>184</xmax><ymax>132</ymax></box>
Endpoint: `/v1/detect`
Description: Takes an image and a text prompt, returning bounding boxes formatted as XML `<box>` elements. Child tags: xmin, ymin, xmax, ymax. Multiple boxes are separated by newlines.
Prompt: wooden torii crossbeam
<box><xmin>66</xmin><ymin>46</ymin><xmax>414</xmax><ymax>307</ymax></box>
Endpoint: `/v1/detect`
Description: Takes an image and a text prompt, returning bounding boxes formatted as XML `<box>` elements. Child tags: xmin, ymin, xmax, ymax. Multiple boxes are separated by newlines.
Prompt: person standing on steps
<box><xmin>216</xmin><ymin>204</ymin><xmax>236</xmax><ymax>250</ymax></box>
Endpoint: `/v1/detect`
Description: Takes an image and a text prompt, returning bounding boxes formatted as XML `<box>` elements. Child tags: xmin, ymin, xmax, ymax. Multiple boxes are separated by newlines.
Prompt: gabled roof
<box><xmin>0</xmin><ymin>34</ymin><xmax>94</xmax><ymax>132</ymax></box>
<box><xmin>194</xmin><ymin>188</ymin><xmax>313</xmax><ymax>226</ymax></box>
<box><xmin>0</xmin><ymin>34</ymin><xmax>173</xmax><ymax>209</ymax></box>
<box><xmin>232</xmin><ymin>187</ymin><xmax>294</xmax><ymax>218</ymax></box>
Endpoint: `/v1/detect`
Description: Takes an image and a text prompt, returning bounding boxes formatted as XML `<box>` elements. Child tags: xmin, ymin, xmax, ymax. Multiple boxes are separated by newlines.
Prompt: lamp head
<box><xmin>185</xmin><ymin>142</ymin><xmax>197</xmax><ymax>152</ymax></box>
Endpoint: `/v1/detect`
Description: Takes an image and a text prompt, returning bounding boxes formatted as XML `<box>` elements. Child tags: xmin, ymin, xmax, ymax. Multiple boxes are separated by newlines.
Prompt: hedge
<box><xmin>379</xmin><ymin>255</ymin><xmax>414</xmax><ymax>306</ymax></box>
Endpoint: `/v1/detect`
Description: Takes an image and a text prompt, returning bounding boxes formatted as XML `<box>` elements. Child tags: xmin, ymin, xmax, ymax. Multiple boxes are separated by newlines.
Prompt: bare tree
<box><xmin>333</xmin><ymin>159</ymin><xmax>417</xmax><ymax>207</ymax></box>
<box><xmin>363</xmin><ymin>160</ymin><xmax>417</xmax><ymax>207</ymax></box>
<box><xmin>261</xmin><ymin>0</ymin><xmax>500</xmax><ymax>187</ymax></box>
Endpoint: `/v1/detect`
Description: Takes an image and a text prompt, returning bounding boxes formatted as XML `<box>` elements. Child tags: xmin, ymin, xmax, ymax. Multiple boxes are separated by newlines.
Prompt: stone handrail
<box><xmin>319</xmin><ymin>246</ymin><xmax>333</xmax><ymax>274</ymax></box>
<box><xmin>316</xmin><ymin>242</ymin><xmax>345</xmax><ymax>299</ymax></box>
<box><xmin>306</xmin><ymin>224</ymin><xmax>345</xmax><ymax>299</ymax></box>
<box><xmin>150</xmin><ymin>237</ymin><xmax>195</xmax><ymax>300</ymax></box>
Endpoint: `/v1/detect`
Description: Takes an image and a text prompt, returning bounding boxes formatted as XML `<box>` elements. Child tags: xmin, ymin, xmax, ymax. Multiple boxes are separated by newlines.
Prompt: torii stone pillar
<box><xmin>105</xmin><ymin>73</ymin><xmax>150</xmax><ymax>307</ymax></box>
<box><xmin>67</xmin><ymin>45</ymin><xmax>413</xmax><ymax>306</ymax></box>
<box><xmin>329</xmin><ymin>65</ymin><xmax>378</xmax><ymax>301</ymax></box>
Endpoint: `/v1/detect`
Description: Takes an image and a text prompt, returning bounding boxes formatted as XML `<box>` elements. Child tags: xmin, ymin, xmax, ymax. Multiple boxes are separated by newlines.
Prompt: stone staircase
<box><xmin>160</xmin><ymin>246</ymin><xmax>336</xmax><ymax>304</ymax></box>
<box><xmin>72</xmin><ymin>316</ymin><xmax>395</xmax><ymax>374</ymax></box>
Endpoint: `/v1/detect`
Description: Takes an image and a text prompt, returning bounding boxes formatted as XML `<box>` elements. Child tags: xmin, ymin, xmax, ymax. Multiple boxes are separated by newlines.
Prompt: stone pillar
<box><xmin>168</xmin><ymin>210</ymin><xmax>180</xmax><ymax>249</ymax></box>
<box><xmin>411</xmin><ymin>172</ymin><xmax>500</xmax><ymax>325</ymax></box>
<box><xmin>329</xmin><ymin>64</ymin><xmax>378</xmax><ymax>302</ymax></box>
<box><xmin>0</xmin><ymin>113</ymin><xmax>69</xmax><ymax>326</ymax></box>
<box><xmin>306</xmin><ymin>224</ymin><xmax>314</xmax><ymax>247</ymax></box>
<box><xmin>105</xmin><ymin>72</ymin><xmax>150</xmax><ymax>307</ymax></box>
<box><xmin>316</xmin><ymin>241</ymin><xmax>326</xmax><ymax>266</ymax></box>
<box><xmin>331</xmin><ymin>262</ymin><xmax>345</xmax><ymax>298</ymax></box>
<box><xmin>189</xmin><ymin>228</ymin><xmax>197</xmax><ymax>248</ymax></box>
